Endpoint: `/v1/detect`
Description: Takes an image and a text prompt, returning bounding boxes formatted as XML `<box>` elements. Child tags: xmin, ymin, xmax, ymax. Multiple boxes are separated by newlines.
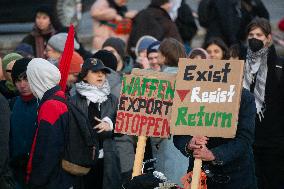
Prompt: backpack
<box><xmin>197</xmin><ymin>0</ymin><xmax>212</xmax><ymax>28</ymax></box>
<box><xmin>52</xmin><ymin>96</ymin><xmax>99</xmax><ymax>176</ymax></box>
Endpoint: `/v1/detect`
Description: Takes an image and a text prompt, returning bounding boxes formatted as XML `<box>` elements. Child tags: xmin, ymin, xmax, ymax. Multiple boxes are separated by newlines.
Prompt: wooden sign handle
<box><xmin>191</xmin><ymin>158</ymin><xmax>202</xmax><ymax>189</ymax></box>
<box><xmin>132</xmin><ymin>136</ymin><xmax>147</xmax><ymax>178</ymax></box>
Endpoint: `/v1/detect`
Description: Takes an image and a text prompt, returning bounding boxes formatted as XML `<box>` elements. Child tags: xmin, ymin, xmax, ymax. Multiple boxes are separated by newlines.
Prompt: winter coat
<box><xmin>10</xmin><ymin>96</ymin><xmax>37</xmax><ymax>160</ymax></box>
<box><xmin>203</xmin><ymin>0</ymin><xmax>241</xmax><ymax>46</ymax></box>
<box><xmin>22</xmin><ymin>26</ymin><xmax>56</xmax><ymax>58</ymax></box>
<box><xmin>241</xmin><ymin>45</ymin><xmax>284</xmax><ymax>150</ymax></box>
<box><xmin>239</xmin><ymin>0</ymin><xmax>269</xmax><ymax>42</ymax></box>
<box><xmin>10</xmin><ymin>96</ymin><xmax>37</xmax><ymax>188</ymax></box>
<box><xmin>173</xmin><ymin>89</ymin><xmax>257</xmax><ymax>189</ymax></box>
<box><xmin>27</xmin><ymin>86</ymin><xmax>74</xmax><ymax>189</ymax></box>
<box><xmin>0</xmin><ymin>93</ymin><xmax>15</xmax><ymax>189</ymax></box>
<box><xmin>175</xmin><ymin>0</ymin><xmax>197</xmax><ymax>43</ymax></box>
<box><xmin>0</xmin><ymin>80</ymin><xmax>19</xmax><ymax>102</ymax></box>
<box><xmin>0</xmin><ymin>93</ymin><xmax>11</xmax><ymax>175</ymax></box>
<box><xmin>107</xmin><ymin>70</ymin><xmax>135</xmax><ymax>180</ymax></box>
<box><xmin>71</xmin><ymin>92</ymin><xmax>122</xmax><ymax>189</ymax></box>
<box><xmin>107</xmin><ymin>69</ymin><xmax>122</xmax><ymax>98</ymax></box>
<box><xmin>127</xmin><ymin>5</ymin><xmax>182</xmax><ymax>57</ymax></box>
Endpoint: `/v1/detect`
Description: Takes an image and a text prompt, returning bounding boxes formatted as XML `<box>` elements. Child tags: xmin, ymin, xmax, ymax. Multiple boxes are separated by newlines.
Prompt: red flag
<box><xmin>59</xmin><ymin>24</ymin><xmax>75</xmax><ymax>92</ymax></box>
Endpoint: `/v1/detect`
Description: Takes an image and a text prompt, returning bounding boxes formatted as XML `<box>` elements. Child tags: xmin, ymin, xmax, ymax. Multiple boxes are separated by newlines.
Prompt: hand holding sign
<box><xmin>192</xmin><ymin>145</ymin><xmax>215</xmax><ymax>161</ymax></box>
<box><xmin>187</xmin><ymin>136</ymin><xmax>208</xmax><ymax>150</ymax></box>
<box><xmin>171</xmin><ymin>59</ymin><xmax>244</xmax><ymax>189</ymax></box>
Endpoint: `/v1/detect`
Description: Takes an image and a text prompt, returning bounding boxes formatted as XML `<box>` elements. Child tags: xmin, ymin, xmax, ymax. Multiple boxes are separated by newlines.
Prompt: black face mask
<box><xmin>248</xmin><ymin>38</ymin><xmax>264</xmax><ymax>52</ymax></box>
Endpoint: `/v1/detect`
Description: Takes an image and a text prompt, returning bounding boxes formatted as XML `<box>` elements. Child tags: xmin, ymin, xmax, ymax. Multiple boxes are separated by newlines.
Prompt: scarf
<box><xmin>243</xmin><ymin>47</ymin><xmax>268</xmax><ymax>121</ymax></box>
<box><xmin>26</xmin><ymin>58</ymin><xmax>61</xmax><ymax>100</ymax></box>
<box><xmin>5</xmin><ymin>80</ymin><xmax>17</xmax><ymax>92</ymax></box>
<box><xmin>75</xmin><ymin>80</ymin><xmax>110</xmax><ymax>104</ymax></box>
<box><xmin>21</xmin><ymin>93</ymin><xmax>35</xmax><ymax>102</ymax></box>
<box><xmin>31</xmin><ymin>24</ymin><xmax>56</xmax><ymax>58</ymax></box>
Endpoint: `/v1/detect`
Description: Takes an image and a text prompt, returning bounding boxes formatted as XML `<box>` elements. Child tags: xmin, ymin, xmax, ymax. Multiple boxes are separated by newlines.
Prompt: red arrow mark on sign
<box><xmin>176</xmin><ymin>90</ymin><xmax>190</xmax><ymax>102</ymax></box>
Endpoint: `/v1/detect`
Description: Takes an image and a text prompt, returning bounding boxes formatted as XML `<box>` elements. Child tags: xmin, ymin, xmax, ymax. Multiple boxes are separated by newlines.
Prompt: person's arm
<box><xmin>209</xmin><ymin>89</ymin><xmax>256</xmax><ymax>165</ymax></box>
<box><xmin>90</xmin><ymin>0</ymin><xmax>119</xmax><ymax>21</ymax></box>
<box><xmin>173</xmin><ymin>135</ymin><xmax>192</xmax><ymax>157</ymax></box>
<box><xmin>0</xmin><ymin>94</ymin><xmax>10</xmax><ymax>174</ymax></box>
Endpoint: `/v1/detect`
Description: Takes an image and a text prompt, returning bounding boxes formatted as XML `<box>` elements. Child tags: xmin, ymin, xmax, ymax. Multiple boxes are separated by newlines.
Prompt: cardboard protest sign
<box><xmin>171</xmin><ymin>59</ymin><xmax>244</xmax><ymax>138</ymax></box>
<box><xmin>115</xmin><ymin>69</ymin><xmax>176</xmax><ymax>138</ymax></box>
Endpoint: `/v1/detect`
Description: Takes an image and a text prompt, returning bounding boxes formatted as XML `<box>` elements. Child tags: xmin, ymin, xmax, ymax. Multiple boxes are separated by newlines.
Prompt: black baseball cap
<box><xmin>82</xmin><ymin>58</ymin><xmax>111</xmax><ymax>74</ymax></box>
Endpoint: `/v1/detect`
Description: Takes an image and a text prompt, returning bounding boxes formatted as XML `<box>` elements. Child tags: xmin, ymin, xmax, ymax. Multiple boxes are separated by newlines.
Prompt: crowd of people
<box><xmin>0</xmin><ymin>0</ymin><xmax>283</xmax><ymax>189</ymax></box>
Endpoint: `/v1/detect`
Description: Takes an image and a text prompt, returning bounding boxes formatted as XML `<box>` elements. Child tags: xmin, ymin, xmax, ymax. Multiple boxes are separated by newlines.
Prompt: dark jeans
<box><xmin>254</xmin><ymin>148</ymin><xmax>284</xmax><ymax>189</ymax></box>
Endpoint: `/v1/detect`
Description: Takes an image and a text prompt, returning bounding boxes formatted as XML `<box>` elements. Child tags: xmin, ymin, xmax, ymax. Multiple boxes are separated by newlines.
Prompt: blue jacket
<box><xmin>173</xmin><ymin>89</ymin><xmax>257</xmax><ymax>189</ymax></box>
<box><xmin>10</xmin><ymin>96</ymin><xmax>38</xmax><ymax>160</ymax></box>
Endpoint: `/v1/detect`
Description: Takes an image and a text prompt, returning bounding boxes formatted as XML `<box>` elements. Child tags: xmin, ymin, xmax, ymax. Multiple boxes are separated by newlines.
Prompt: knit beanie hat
<box><xmin>93</xmin><ymin>50</ymin><xmax>118</xmax><ymax>71</ymax></box>
<box><xmin>102</xmin><ymin>37</ymin><xmax>126</xmax><ymax>59</ymax></box>
<box><xmin>69</xmin><ymin>51</ymin><xmax>84</xmax><ymax>74</ymax></box>
<box><xmin>27</xmin><ymin>58</ymin><xmax>61</xmax><ymax>99</ymax></box>
<box><xmin>15</xmin><ymin>43</ymin><xmax>34</xmax><ymax>58</ymax></box>
<box><xmin>11</xmin><ymin>58</ymin><xmax>32</xmax><ymax>83</ymax></box>
<box><xmin>135</xmin><ymin>35</ymin><xmax>157</xmax><ymax>57</ymax></box>
<box><xmin>47</xmin><ymin>33</ymin><xmax>80</xmax><ymax>53</ymax></box>
<box><xmin>150</xmin><ymin>0</ymin><xmax>170</xmax><ymax>7</ymax></box>
<box><xmin>34</xmin><ymin>5</ymin><xmax>53</xmax><ymax>21</ymax></box>
<box><xmin>147</xmin><ymin>41</ymin><xmax>160</xmax><ymax>57</ymax></box>
<box><xmin>188</xmin><ymin>48</ymin><xmax>209</xmax><ymax>59</ymax></box>
<box><xmin>2</xmin><ymin>53</ymin><xmax>23</xmax><ymax>71</ymax></box>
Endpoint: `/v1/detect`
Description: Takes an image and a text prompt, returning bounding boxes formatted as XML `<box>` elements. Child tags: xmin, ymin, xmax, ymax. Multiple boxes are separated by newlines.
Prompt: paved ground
<box><xmin>0</xmin><ymin>0</ymin><xmax>283</xmax><ymax>55</ymax></box>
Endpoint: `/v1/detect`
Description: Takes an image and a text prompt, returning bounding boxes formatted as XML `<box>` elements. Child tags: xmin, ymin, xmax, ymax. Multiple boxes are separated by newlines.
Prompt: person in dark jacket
<box><xmin>170</xmin><ymin>0</ymin><xmax>197</xmax><ymax>53</ymax></box>
<box><xmin>0</xmin><ymin>92</ymin><xmax>15</xmax><ymax>189</ymax></box>
<box><xmin>72</xmin><ymin>58</ymin><xmax>121</xmax><ymax>189</ymax></box>
<box><xmin>0</xmin><ymin>53</ymin><xmax>23</xmax><ymax>101</ymax></box>
<box><xmin>127</xmin><ymin>0</ymin><xmax>182</xmax><ymax>58</ymax></box>
<box><xmin>201</xmin><ymin>0</ymin><xmax>241</xmax><ymax>47</ymax></box>
<box><xmin>241</xmin><ymin>17</ymin><xmax>284</xmax><ymax>189</ymax></box>
<box><xmin>21</xmin><ymin>6</ymin><xmax>56</xmax><ymax>58</ymax></box>
<box><xmin>239</xmin><ymin>0</ymin><xmax>269</xmax><ymax>43</ymax></box>
<box><xmin>26</xmin><ymin>58</ymin><xmax>74</xmax><ymax>189</ymax></box>
<box><xmin>173</xmin><ymin>89</ymin><xmax>257</xmax><ymax>189</ymax></box>
<box><xmin>10</xmin><ymin>58</ymin><xmax>38</xmax><ymax>189</ymax></box>
<box><xmin>102</xmin><ymin>37</ymin><xmax>134</xmax><ymax>75</ymax></box>
<box><xmin>93</xmin><ymin>50</ymin><xmax>136</xmax><ymax>184</ymax></box>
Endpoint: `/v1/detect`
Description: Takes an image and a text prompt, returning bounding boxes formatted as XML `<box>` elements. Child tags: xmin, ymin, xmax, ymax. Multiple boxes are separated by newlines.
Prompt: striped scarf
<box><xmin>243</xmin><ymin>47</ymin><xmax>268</xmax><ymax>121</ymax></box>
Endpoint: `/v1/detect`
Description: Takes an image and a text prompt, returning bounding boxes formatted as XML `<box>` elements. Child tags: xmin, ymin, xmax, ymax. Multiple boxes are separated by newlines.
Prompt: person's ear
<box><xmin>267</xmin><ymin>34</ymin><xmax>272</xmax><ymax>46</ymax></box>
